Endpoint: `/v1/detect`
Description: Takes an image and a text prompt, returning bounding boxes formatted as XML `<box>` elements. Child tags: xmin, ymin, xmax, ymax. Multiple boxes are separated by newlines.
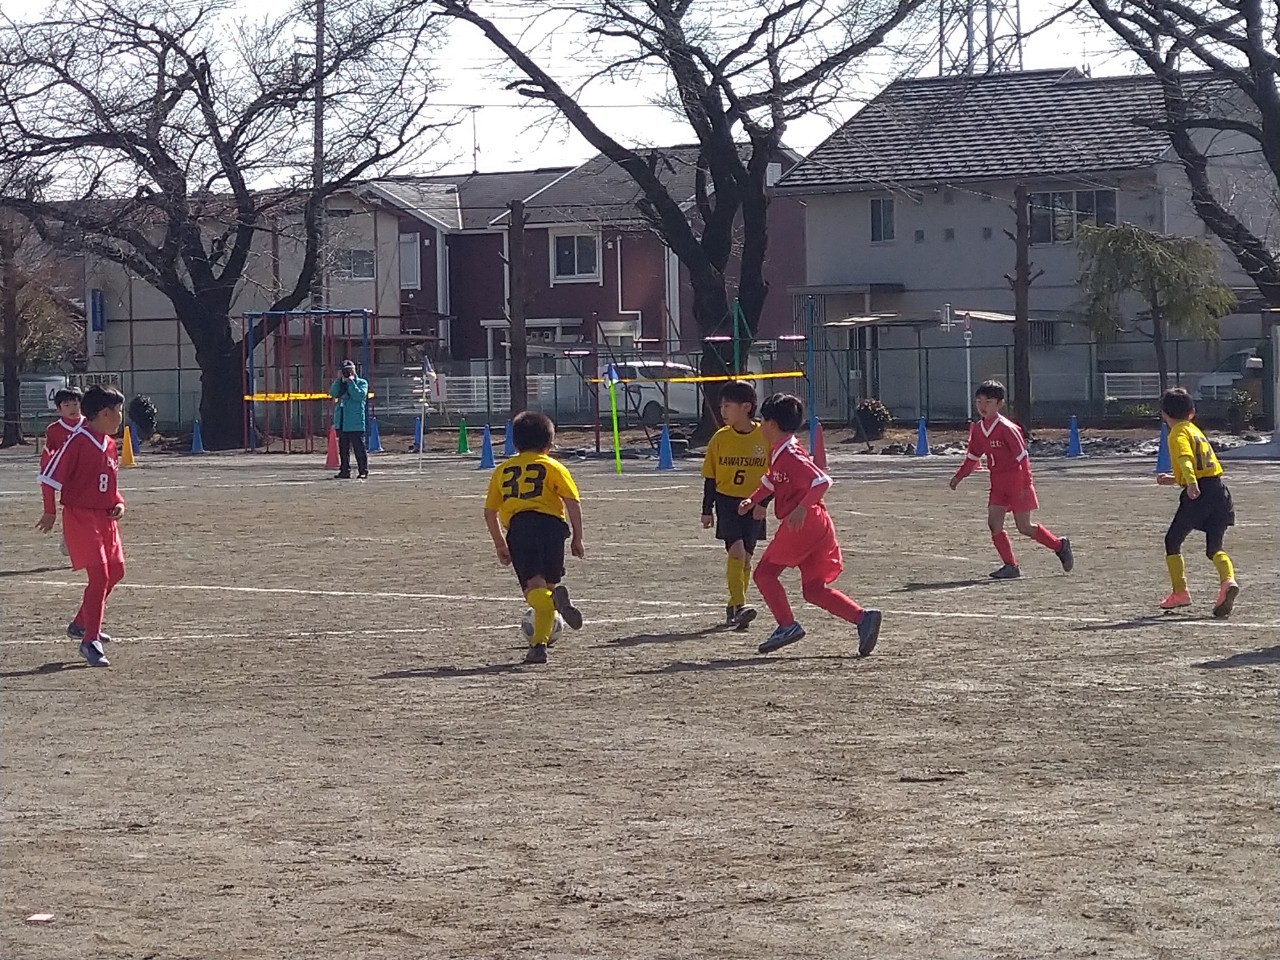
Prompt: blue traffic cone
<box><xmin>1154</xmin><ymin>421</ymin><xmax>1171</xmax><ymax>474</ymax></box>
<box><xmin>1066</xmin><ymin>415</ymin><xmax>1083</xmax><ymax>458</ymax></box>
<box><xmin>913</xmin><ymin>417</ymin><xmax>930</xmax><ymax>456</ymax></box>
<box><xmin>190</xmin><ymin>419</ymin><xmax>205</xmax><ymax>454</ymax></box>
<box><xmin>411</xmin><ymin>415</ymin><xmax>423</xmax><ymax>453</ymax></box>
<box><xmin>657</xmin><ymin>423</ymin><xmax>675</xmax><ymax>471</ymax></box>
<box><xmin>129</xmin><ymin>420</ymin><xmax>142</xmax><ymax>454</ymax></box>
<box><xmin>503</xmin><ymin>419</ymin><xmax>515</xmax><ymax>457</ymax></box>
<box><xmin>478</xmin><ymin>424</ymin><xmax>496</xmax><ymax>469</ymax></box>
<box><xmin>366</xmin><ymin>417</ymin><xmax>383</xmax><ymax>453</ymax></box>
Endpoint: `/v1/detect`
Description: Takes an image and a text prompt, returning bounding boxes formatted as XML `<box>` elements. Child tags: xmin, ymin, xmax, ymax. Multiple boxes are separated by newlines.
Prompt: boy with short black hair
<box><xmin>738</xmin><ymin>393</ymin><xmax>882</xmax><ymax>656</ymax></box>
<box><xmin>484</xmin><ymin>411</ymin><xmax>586</xmax><ymax>664</ymax></box>
<box><xmin>949</xmin><ymin>380</ymin><xmax>1073</xmax><ymax>579</ymax></box>
<box><xmin>701</xmin><ymin>379</ymin><xmax>769</xmax><ymax>630</ymax></box>
<box><xmin>35</xmin><ymin>386</ymin><xmax>84</xmax><ymax>559</ymax></box>
<box><xmin>1156</xmin><ymin>387</ymin><xmax>1239</xmax><ymax>617</ymax></box>
<box><xmin>37</xmin><ymin>385</ymin><xmax>126</xmax><ymax>667</ymax></box>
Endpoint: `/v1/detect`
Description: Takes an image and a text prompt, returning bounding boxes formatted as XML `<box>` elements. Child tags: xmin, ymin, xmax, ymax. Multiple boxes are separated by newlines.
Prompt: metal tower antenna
<box><xmin>938</xmin><ymin>0</ymin><xmax>1023</xmax><ymax>76</ymax></box>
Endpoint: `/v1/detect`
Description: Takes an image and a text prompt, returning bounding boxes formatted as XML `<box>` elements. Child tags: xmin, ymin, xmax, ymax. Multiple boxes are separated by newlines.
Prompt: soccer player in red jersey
<box><xmin>949</xmin><ymin>380</ymin><xmax>1073</xmax><ymax>580</ymax></box>
<box><xmin>37</xmin><ymin>385</ymin><xmax>127</xmax><ymax>667</ymax></box>
<box><xmin>738</xmin><ymin>393</ymin><xmax>882</xmax><ymax>656</ymax></box>
<box><xmin>35</xmin><ymin>386</ymin><xmax>84</xmax><ymax>558</ymax></box>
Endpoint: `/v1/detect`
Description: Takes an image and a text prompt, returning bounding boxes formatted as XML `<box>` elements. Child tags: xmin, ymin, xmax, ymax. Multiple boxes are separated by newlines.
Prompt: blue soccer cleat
<box><xmin>857</xmin><ymin>609</ymin><xmax>883</xmax><ymax>657</ymax></box>
<box><xmin>68</xmin><ymin>624</ymin><xmax>111</xmax><ymax>643</ymax></box>
<box><xmin>79</xmin><ymin>640</ymin><xmax>110</xmax><ymax>667</ymax></box>
<box><xmin>758</xmin><ymin>622</ymin><xmax>806</xmax><ymax>654</ymax></box>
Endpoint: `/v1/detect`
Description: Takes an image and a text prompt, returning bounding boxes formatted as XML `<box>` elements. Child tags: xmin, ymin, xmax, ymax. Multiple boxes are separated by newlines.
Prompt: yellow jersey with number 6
<box><xmin>1168</xmin><ymin>419</ymin><xmax>1223</xmax><ymax>487</ymax></box>
<box><xmin>484</xmin><ymin>451</ymin><xmax>581</xmax><ymax>527</ymax></box>
<box><xmin>702</xmin><ymin>423</ymin><xmax>769</xmax><ymax>498</ymax></box>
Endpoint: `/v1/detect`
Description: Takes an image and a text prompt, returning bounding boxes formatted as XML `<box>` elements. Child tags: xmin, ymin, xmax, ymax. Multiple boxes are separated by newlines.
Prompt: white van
<box><xmin>613</xmin><ymin>360</ymin><xmax>703</xmax><ymax>425</ymax></box>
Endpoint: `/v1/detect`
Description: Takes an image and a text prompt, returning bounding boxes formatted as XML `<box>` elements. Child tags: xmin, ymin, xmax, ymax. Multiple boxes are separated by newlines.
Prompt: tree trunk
<box><xmin>194</xmin><ymin>339</ymin><xmax>247</xmax><ymax>450</ymax></box>
<box><xmin>1151</xmin><ymin>301</ymin><xmax>1169</xmax><ymax>392</ymax></box>
<box><xmin>0</xmin><ymin>220</ymin><xmax>23</xmax><ymax>447</ymax></box>
<box><xmin>690</xmin><ymin>270</ymin><xmax>733</xmax><ymax>442</ymax></box>
<box><xmin>508</xmin><ymin>199</ymin><xmax>528</xmax><ymax>418</ymax></box>
<box><xmin>1011</xmin><ymin>185</ymin><xmax>1033</xmax><ymax>429</ymax></box>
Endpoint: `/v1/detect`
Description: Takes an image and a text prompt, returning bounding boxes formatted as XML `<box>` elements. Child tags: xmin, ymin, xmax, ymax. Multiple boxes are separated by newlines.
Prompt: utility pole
<box><xmin>309</xmin><ymin>0</ymin><xmax>327</xmax><ymax>427</ymax></box>
<box><xmin>507</xmin><ymin>199</ymin><xmax>528</xmax><ymax>416</ymax></box>
<box><xmin>0</xmin><ymin>215</ymin><xmax>23</xmax><ymax>447</ymax></box>
<box><xmin>1005</xmin><ymin>184</ymin><xmax>1041</xmax><ymax>429</ymax></box>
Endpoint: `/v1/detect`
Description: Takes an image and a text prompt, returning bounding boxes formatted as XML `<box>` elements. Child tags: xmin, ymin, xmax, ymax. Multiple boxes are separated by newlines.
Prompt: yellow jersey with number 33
<box><xmin>484</xmin><ymin>451</ymin><xmax>581</xmax><ymax>527</ymax></box>
<box><xmin>702</xmin><ymin>423</ymin><xmax>769</xmax><ymax>498</ymax></box>
<box><xmin>1168</xmin><ymin>419</ymin><xmax>1223</xmax><ymax>487</ymax></box>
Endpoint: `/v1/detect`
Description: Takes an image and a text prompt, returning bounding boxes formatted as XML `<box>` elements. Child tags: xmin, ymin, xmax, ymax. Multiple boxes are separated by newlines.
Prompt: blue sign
<box><xmin>89</xmin><ymin>288</ymin><xmax>105</xmax><ymax>356</ymax></box>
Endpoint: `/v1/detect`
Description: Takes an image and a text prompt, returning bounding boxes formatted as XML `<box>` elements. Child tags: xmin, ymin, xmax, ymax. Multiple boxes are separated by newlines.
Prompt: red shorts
<box><xmin>62</xmin><ymin>505</ymin><xmax>125</xmax><ymax>572</ymax></box>
<box><xmin>988</xmin><ymin>473</ymin><xmax>1039</xmax><ymax>513</ymax></box>
<box><xmin>758</xmin><ymin>505</ymin><xmax>844</xmax><ymax>585</ymax></box>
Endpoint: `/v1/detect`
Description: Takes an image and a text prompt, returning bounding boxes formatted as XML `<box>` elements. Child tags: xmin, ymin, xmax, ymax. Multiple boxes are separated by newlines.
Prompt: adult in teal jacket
<box><xmin>330</xmin><ymin>359</ymin><xmax>370</xmax><ymax>479</ymax></box>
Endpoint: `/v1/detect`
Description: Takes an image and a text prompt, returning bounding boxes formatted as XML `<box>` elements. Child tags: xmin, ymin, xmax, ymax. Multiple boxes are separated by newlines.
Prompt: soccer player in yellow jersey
<box><xmin>484</xmin><ymin>411</ymin><xmax>586</xmax><ymax>664</ymax></box>
<box><xmin>700</xmin><ymin>380</ymin><xmax>770</xmax><ymax>630</ymax></box>
<box><xmin>1156</xmin><ymin>388</ymin><xmax>1239</xmax><ymax>618</ymax></box>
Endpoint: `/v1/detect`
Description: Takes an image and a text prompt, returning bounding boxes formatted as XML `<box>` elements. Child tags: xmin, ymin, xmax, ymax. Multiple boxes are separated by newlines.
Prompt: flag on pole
<box><xmin>604</xmin><ymin>364</ymin><xmax>623</xmax><ymax>475</ymax></box>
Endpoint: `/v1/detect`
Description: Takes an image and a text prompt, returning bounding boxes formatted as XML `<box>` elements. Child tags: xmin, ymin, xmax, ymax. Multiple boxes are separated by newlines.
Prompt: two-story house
<box><xmin>776</xmin><ymin>68</ymin><xmax>1273</xmax><ymax>421</ymax></box>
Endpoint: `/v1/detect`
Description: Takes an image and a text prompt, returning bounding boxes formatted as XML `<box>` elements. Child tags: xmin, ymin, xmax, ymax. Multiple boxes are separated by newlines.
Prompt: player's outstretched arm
<box><xmin>484</xmin><ymin>509</ymin><xmax>511</xmax><ymax>565</ymax></box>
<box><xmin>564</xmin><ymin>498</ymin><xmax>585</xmax><ymax>558</ymax></box>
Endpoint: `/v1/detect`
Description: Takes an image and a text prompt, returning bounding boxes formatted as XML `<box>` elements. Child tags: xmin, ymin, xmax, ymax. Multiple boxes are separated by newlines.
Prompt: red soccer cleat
<box><xmin>1160</xmin><ymin>589</ymin><xmax>1191</xmax><ymax>611</ymax></box>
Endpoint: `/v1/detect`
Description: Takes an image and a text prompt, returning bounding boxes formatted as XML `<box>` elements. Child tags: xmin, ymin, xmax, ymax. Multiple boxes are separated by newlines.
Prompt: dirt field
<box><xmin>2</xmin><ymin>442</ymin><xmax>1277</xmax><ymax>960</ymax></box>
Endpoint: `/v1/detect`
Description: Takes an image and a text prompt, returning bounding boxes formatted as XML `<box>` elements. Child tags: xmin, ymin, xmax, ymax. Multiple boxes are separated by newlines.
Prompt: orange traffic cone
<box><xmin>325</xmin><ymin>425</ymin><xmax>340</xmax><ymax>469</ymax></box>
<box><xmin>811</xmin><ymin>421</ymin><xmax>827</xmax><ymax>470</ymax></box>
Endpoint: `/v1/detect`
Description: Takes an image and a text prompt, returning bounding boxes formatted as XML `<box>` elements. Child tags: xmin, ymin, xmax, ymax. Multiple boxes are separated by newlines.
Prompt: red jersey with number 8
<box><xmin>38</xmin><ymin>426</ymin><xmax>125</xmax><ymax>511</ymax></box>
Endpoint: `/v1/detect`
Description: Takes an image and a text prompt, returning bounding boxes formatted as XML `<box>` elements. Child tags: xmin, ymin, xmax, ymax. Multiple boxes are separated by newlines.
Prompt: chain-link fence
<box><xmin>5</xmin><ymin>333</ymin><xmax>1272</xmax><ymax>439</ymax></box>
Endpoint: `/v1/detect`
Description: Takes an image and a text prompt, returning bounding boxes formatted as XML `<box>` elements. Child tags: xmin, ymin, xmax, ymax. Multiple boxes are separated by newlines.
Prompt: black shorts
<box><xmin>1171</xmin><ymin>477</ymin><xmax>1236</xmax><ymax>534</ymax></box>
<box><xmin>713</xmin><ymin>492</ymin><xmax>766</xmax><ymax>553</ymax></box>
<box><xmin>506</xmin><ymin>510</ymin><xmax>569</xmax><ymax>589</ymax></box>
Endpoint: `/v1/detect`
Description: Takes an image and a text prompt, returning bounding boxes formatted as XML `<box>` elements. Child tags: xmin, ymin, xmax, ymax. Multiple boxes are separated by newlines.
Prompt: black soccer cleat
<box><xmin>523</xmin><ymin>643</ymin><xmax>548</xmax><ymax>665</ymax></box>
<box><xmin>552</xmin><ymin>585</ymin><xmax>583</xmax><ymax>630</ymax></box>
<box><xmin>1056</xmin><ymin>538</ymin><xmax>1074</xmax><ymax>573</ymax></box>
<box><xmin>733</xmin><ymin>606</ymin><xmax>758</xmax><ymax>631</ymax></box>
<box><xmin>856</xmin><ymin>609</ymin><xmax>882</xmax><ymax>657</ymax></box>
<box><xmin>990</xmin><ymin>563</ymin><xmax>1021</xmax><ymax>580</ymax></box>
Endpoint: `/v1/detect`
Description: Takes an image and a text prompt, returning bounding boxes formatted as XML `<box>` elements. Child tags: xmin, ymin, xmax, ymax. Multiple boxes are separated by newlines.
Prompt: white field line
<box><xmin>11</xmin><ymin>579</ymin><xmax>1278</xmax><ymax>632</ymax></box>
<box><xmin>0</xmin><ymin>609</ymin><xmax>714</xmax><ymax>645</ymax></box>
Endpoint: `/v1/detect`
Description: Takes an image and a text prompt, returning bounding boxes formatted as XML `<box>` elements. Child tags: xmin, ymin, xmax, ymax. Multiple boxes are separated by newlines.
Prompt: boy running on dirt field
<box><xmin>700</xmin><ymin>379</ymin><xmax>770</xmax><ymax>631</ymax></box>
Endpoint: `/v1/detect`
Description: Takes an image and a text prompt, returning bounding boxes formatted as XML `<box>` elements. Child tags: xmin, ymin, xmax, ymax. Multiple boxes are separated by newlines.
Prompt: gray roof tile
<box><xmin>372</xmin><ymin>168</ymin><xmax>571</xmax><ymax>230</ymax></box>
<box><xmin>779</xmin><ymin>69</ymin><xmax>1233</xmax><ymax>190</ymax></box>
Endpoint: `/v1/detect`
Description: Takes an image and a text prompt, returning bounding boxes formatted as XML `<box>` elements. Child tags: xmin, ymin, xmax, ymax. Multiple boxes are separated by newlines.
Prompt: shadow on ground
<box><xmin>1194</xmin><ymin>646</ymin><xmax>1280</xmax><ymax>670</ymax></box>
<box><xmin>598</xmin><ymin>626</ymin><xmax>726</xmax><ymax>648</ymax></box>
<box><xmin>0</xmin><ymin>661</ymin><xmax>85</xmax><ymax>679</ymax></box>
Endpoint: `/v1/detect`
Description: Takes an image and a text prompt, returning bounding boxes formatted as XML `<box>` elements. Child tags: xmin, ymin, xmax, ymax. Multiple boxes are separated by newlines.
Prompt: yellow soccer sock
<box><xmin>1165</xmin><ymin>554</ymin><xmax>1188</xmax><ymax>593</ymax></box>
<box><xmin>1211</xmin><ymin>551</ymin><xmax>1235</xmax><ymax>584</ymax></box>
<box><xmin>525</xmin><ymin>587</ymin><xmax>555</xmax><ymax>645</ymax></box>
<box><xmin>726</xmin><ymin>556</ymin><xmax>746</xmax><ymax>607</ymax></box>
<box><xmin>740</xmin><ymin>561</ymin><xmax>753</xmax><ymax>604</ymax></box>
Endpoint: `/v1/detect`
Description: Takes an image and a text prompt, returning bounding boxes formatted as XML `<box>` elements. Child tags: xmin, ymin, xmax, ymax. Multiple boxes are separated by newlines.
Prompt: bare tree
<box><xmin>0</xmin><ymin>0</ymin><xmax>441</xmax><ymax>448</ymax></box>
<box><xmin>429</xmin><ymin>0</ymin><xmax>933</xmax><ymax>427</ymax></box>
<box><xmin>1084</xmin><ymin>0</ymin><xmax>1280</xmax><ymax>303</ymax></box>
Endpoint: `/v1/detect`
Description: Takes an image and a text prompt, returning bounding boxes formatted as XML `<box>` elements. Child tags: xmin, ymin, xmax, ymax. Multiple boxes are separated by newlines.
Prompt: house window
<box><xmin>914</xmin><ymin>229</ymin><xmax>926</xmax><ymax>243</ymax></box>
<box><xmin>552</xmin><ymin>233</ymin><xmax>599</xmax><ymax>282</ymax></box>
<box><xmin>334</xmin><ymin>248</ymin><xmax>375</xmax><ymax>281</ymax></box>
<box><xmin>944</xmin><ymin>227</ymin><xmax>955</xmax><ymax>241</ymax></box>
<box><xmin>766</xmin><ymin>162</ymin><xmax>783</xmax><ymax>186</ymax></box>
<box><xmin>399</xmin><ymin>233</ymin><xmax>421</xmax><ymax>290</ymax></box>
<box><xmin>1030</xmin><ymin>189</ymin><xmax>1117</xmax><ymax>244</ymax></box>
<box><xmin>1031</xmin><ymin>320</ymin><xmax>1058</xmax><ymax>350</ymax></box>
<box><xmin>982</xmin><ymin>226</ymin><xmax>993</xmax><ymax>240</ymax></box>
<box><xmin>870</xmin><ymin>197</ymin><xmax>895</xmax><ymax>242</ymax></box>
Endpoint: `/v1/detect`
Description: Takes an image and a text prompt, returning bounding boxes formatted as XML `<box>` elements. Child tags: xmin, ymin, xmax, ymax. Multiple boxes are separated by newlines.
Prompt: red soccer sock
<box><xmin>1031</xmin><ymin>524</ymin><xmax>1062</xmax><ymax>552</ymax></box>
<box><xmin>77</xmin><ymin>565</ymin><xmax>112</xmax><ymax>641</ymax></box>
<box><xmin>801</xmin><ymin>580</ymin><xmax>864</xmax><ymax>624</ymax></box>
<box><xmin>992</xmin><ymin>531</ymin><xmax>1017</xmax><ymax>566</ymax></box>
<box><xmin>753</xmin><ymin>561</ymin><xmax>794</xmax><ymax>625</ymax></box>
